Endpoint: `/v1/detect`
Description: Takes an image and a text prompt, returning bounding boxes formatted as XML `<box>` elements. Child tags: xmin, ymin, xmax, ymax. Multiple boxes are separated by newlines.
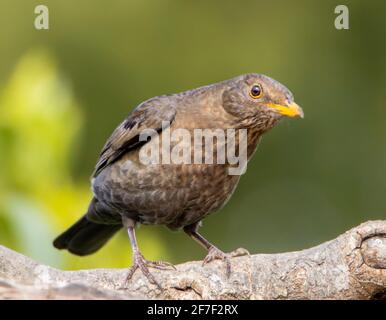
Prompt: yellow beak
<box><xmin>268</xmin><ymin>102</ymin><xmax>304</xmax><ymax>118</ymax></box>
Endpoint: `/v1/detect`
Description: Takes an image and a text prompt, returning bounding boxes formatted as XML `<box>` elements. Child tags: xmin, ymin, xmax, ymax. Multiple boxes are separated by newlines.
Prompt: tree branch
<box><xmin>0</xmin><ymin>220</ymin><xmax>385</xmax><ymax>299</ymax></box>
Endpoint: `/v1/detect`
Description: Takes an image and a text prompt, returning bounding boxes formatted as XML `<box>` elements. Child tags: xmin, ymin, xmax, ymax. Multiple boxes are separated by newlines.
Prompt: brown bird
<box><xmin>53</xmin><ymin>73</ymin><xmax>303</xmax><ymax>287</ymax></box>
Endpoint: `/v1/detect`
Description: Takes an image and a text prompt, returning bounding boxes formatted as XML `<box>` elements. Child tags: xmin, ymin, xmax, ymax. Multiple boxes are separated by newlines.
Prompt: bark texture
<box><xmin>0</xmin><ymin>220</ymin><xmax>385</xmax><ymax>300</ymax></box>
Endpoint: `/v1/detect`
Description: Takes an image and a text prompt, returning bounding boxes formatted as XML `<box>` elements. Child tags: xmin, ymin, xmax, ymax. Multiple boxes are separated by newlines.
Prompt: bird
<box><xmin>53</xmin><ymin>73</ymin><xmax>303</xmax><ymax>288</ymax></box>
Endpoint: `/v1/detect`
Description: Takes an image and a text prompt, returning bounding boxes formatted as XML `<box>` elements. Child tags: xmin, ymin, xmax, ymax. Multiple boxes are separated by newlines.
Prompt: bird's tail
<box><xmin>53</xmin><ymin>215</ymin><xmax>122</xmax><ymax>256</ymax></box>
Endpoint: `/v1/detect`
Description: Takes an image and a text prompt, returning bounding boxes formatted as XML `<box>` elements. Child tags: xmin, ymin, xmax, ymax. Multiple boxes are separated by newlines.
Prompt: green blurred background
<box><xmin>0</xmin><ymin>0</ymin><xmax>385</xmax><ymax>270</ymax></box>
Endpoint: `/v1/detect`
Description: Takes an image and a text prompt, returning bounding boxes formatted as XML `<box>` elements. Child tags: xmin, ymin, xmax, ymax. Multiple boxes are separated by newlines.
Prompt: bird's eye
<box><xmin>249</xmin><ymin>84</ymin><xmax>263</xmax><ymax>99</ymax></box>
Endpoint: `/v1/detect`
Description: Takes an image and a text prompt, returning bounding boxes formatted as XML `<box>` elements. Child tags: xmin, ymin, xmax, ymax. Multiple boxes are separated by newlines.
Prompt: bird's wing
<box><xmin>93</xmin><ymin>98</ymin><xmax>176</xmax><ymax>177</ymax></box>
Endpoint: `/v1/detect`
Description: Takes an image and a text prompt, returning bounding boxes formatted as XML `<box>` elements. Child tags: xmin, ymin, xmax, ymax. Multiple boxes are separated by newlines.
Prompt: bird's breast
<box><xmin>92</xmin><ymin>151</ymin><xmax>241</xmax><ymax>228</ymax></box>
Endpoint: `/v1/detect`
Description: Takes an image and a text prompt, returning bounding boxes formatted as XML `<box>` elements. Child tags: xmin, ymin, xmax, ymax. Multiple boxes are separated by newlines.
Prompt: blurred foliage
<box><xmin>0</xmin><ymin>0</ymin><xmax>385</xmax><ymax>270</ymax></box>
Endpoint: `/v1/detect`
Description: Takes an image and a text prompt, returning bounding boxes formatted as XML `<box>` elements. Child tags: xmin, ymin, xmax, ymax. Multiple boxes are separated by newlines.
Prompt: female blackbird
<box><xmin>54</xmin><ymin>73</ymin><xmax>303</xmax><ymax>287</ymax></box>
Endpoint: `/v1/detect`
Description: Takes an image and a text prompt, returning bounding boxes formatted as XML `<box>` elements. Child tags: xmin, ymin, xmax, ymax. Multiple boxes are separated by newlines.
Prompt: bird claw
<box><xmin>202</xmin><ymin>246</ymin><xmax>232</xmax><ymax>278</ymax></box>
<box><xmin>230</xmin><ymin>247</ymin><xmax>250</xmax><ymax>258</ymax></box>
<box><xmin>146</xmin><ymin>259</ymin><xmax>177</xmax><ymax>271</ymax></box>
<box><xmin>124</xmin><ymin>252</ymin><xmax>175</xmax><ymax>290</ymax></box>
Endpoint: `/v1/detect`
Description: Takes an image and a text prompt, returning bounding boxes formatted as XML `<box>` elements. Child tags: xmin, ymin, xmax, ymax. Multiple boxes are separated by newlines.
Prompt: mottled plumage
<box><xmin>54</xmin><ymin>73</ymin><xmax>303</xmax><ymax>287</ymax></box>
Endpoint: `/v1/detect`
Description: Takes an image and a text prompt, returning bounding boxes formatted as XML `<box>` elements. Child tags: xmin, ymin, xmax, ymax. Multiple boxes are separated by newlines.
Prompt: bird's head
<box><xmin>222</xmin><ymin>73</ymin><xmax>303</xmax><ymax>126</ymax></box>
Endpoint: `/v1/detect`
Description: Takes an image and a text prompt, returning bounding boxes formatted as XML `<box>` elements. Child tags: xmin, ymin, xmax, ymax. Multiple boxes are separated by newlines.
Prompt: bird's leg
<box><xmin>184</xmin><ymin>222</ymin><xmax>233</xmax><ymax>277</ymax></box>
<box><xmin>123</xmin><ymin>218</ymin><xmax>175</xmax><ymax>289</ymax></box>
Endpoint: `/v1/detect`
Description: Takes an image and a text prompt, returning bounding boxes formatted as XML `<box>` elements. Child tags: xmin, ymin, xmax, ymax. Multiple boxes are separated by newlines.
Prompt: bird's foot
<box><xmin>124</xmin><ymin>251</ymin><xmax>176</xmax><ymax>289</ymax></box>
<box><xmin>203</xmin><ymin>246</ymin><xmax>232</xmax><ymax>278</ymax></box>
